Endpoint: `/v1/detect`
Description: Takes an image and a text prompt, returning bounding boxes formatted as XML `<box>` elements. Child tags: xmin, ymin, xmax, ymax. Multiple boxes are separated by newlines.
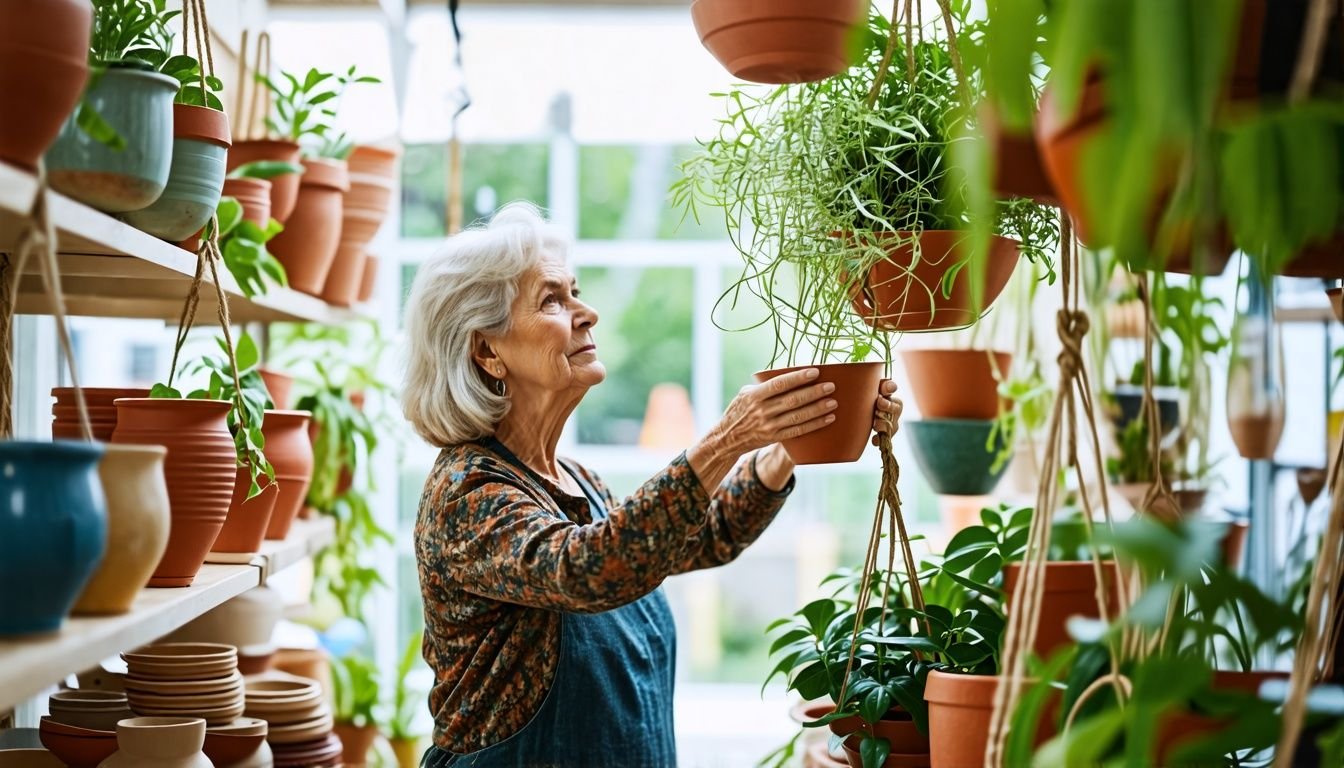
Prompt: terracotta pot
<box><xmin>226</xmin><ymin>140</ymin><xmax>303</xmax><ymax>223</ymax></box>
<box><xmin>262</xmin><ymin>410</ymin><xmax>314</xmax><ymax>540</ymax></box>
<box><xmin>331</xmin><ymin>722</ymin><xmax>379</xmax><ymax>766</ymax></box>
<box><xmin>270</xmin><ymin>649</ymin><xmax>332</xmax><ymax>699</ymax></box>
<box><xmin>848</xmin><ymin>231</ymin><xmax>1021</xmax><ymax>332</ymax></box>
<box><xmin>1220</xmin><ymin>519</ymin><xmax>1250</xmax><ymax>572</ymax></box>
<box><xmin>1002</xmin><ymin>560</ymin><xmax>1120</xmax><ymax>658</ymax></box>
<box><xmin>924</xmin><ymin>671</ymin><xmax>1056</xmax><ymax>768</ymax></box>
<box><xmin>223</xmin><ymin>178</ymin><xmax>272</xmax><ymax>228</ymax></box>
<box><xmin>843</xmin><ymin>737</ymin><xmax>931</xmax><ymax>768</ymax></box>
<box><xmin>167</xmin><ymin>585</ymin><xmax>284</xmax><ymax>650</ymax></box>
<box><xmin>38</xmin><ymin>717</ymin><xmax>118</xmax><ymax>768</ymax></box>
<box><xmin>73</xmin><ymin>444</ymin><xmax>171</xmax><ymax>614</ymax></box>
<box><xmin>111</xmin><ymin>398</ymin><xmax>238</xmax><ymax>588</ymax></box>
<box><xmin>980</xmin><ymin>105</ymin><xmax>1057</xmax><ymax>205</ymax></box>
<box><xmin>120</xmin><ymin>104</ymin><xmax>232</xmax><ymax>241</ymax></box>
<box><xmin>1113</xmin><ymin>482</ymin><xmax>1208</xmax><ymax>522</ymax></box>
<box><xmin>209</xmin><ymin>467</ymin><xmax>280</xmax><ymax>562</ymax></box>
<box><xmin>690</xmin><ymin>0</ymin><xmax>867</xmax><ymax>83</ymax></box>
<box><xmin>753</xmin><ymin>362</ymin><xmax>883</xmax><ymax>465</ymax></box>
<box><xmin>1155</xmin><ymin>670</ymin><xmax>1289</xmax><ymax>764</ymax></box>
<box><xmin>51</xmin><ymin>387</ymin><xmax>150</xmax><ymax>442</ymax></box>
<box><xmin>321</xmin><ymin>244</ymin><xmax>368</xmax><ymax>308</ymax></box>
<box><xmin>343</xmin><ymin>144</ymin><xmax>399</xmax><ymax>246</ymax></box>
<box><xmin>1328</xmin><ymin>287</ymin><xmax>1344</xmax><ymax>324</ymax></box>
<box><xmin>267</xmin><ymin>157</ymin><xmax>349</xmax><ymax>296</ymax></box>
<box><xmin>100</xmin><ymin>717</ymin><xmax>212</xmax><ymax>767</ymax></box>
<box><xmin>832</xmin><ymin>707</ymin><xmax>930</xmax><ymax>767</ymax></box>
<box><xmin>357</xmin><ymin>254</ymin><xmax>379</xmax><ymax>303</ymax></box>
<box><xmin>900</xmin><ymin>349</ymin><xmax>1011</xmax><ymax>420</ymax></box>
<box><xmin>806</xmin><ymin>740</ymin><xmax>851</xmax><ymax>768</ymax></box>
<box><xmin>0</xmin><ymin>0</ymin><xmax>91</xmax><ymax>169</ymax></box>
<box><xmin>202</xmin><ymin>724</ymin><xmax>267</xmax><ymax>767</ymax></box>
<box><xmin>389</xmin><ymin>737</ymin><xmax>419</xmax><ymax>768</ymax></box>
<box><xmin>258</xmin><ymin>369</ymin><xmax>293</xmax><ymax>410</ymax></box>
<box><xmin>1281</xmin><ymin>233</ymin><xmax>1344</xmax><ymax>278</ymax></box>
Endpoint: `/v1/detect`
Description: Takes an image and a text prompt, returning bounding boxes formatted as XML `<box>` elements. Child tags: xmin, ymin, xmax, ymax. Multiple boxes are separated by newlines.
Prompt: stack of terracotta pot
<box><xmin>50</xmin><ymin>388</ymin><xmax>147</xmax><ymax>441</ymax></box>
<box><xmin>320</xmin><ymin>144</ymin><xmax>399</xmax><ymax>307</ymax></box>
<box><xmin>122</xmin><ymin>643</ymin><xmax>245</xmax><ymax>725</ymax></box>
<box><xmin>267</xmin><ymin>157</ymin><xmax>350</xmax><ymax>298</ymax></box>
<box><xmin>244</xmin><ymin>676</ymin><xmax>341</xmax><ymax>767</ymax></box>
<box><xmin>37</xmin><ymin>691</ymin><xmax>131</xmax><ymax>768</ymax></box>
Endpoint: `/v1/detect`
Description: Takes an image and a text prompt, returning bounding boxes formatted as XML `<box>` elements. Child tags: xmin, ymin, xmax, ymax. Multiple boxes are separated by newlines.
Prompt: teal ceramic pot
<box><xmin>906</xmin><ymin>418</ymin><xmax>1010</xmax><ymax>496</ymax></box>
<box><xmin>0</xmin><ymin>440</ymin><xmax>107</xmax><ymax>635</ymax></box>
<box><xmin>120</xmin><ymin>103</ymin><xmax>232</xmax><ymax>241</ymax></box>
<box><xmin>45</xmin><ymin>66</ymin><xmax>177</xmax><ymax>212</ymax></box>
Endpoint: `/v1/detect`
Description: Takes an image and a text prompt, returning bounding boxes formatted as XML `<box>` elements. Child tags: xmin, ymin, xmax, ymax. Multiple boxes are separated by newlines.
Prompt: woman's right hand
<box><xmin>711</xmin><ymin>368</ymin><xmax>838</xmax><ymax>456</ymax></box>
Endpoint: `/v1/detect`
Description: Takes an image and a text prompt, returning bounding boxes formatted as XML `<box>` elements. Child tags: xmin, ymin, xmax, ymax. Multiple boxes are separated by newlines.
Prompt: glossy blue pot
<box><xmin>0</xmin><ymin>441</ymin><xmax>107</xmax><ymax>635</ymax></box>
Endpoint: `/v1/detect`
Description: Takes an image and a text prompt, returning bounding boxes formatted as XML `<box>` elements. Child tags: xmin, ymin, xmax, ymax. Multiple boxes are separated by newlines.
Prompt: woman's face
<box><xmin>490</xmin><ymin>249</ymin><xmax>605</xmax><ymax>395</ymax></box>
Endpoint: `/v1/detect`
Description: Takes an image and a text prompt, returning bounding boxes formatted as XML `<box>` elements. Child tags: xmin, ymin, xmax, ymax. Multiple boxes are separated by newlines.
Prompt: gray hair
<box><xmin>401</xmin><ymin>201</ymin><xmax>569</xmax><ymax>446</ymax></box>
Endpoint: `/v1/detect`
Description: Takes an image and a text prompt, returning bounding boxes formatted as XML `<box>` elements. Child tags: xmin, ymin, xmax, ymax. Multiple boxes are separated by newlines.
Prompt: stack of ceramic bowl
<box><xmin>37</xmin><ymin>691</ymin><xmax>128</xmax><ymax>767</ymax></box>
<box><xmin>243</xmin><ymin>676</ymin><xmax>340</xmax><ymax>767</ymax></box>
<box><xmin>122</xmin><ymin>643</ymin><xmax>245</xmax><ymax>725</ymax></box>
<box><xmin>203</xmin><ymin>717</ymin><xmax>272</xmax><ymax>768</ymax></box>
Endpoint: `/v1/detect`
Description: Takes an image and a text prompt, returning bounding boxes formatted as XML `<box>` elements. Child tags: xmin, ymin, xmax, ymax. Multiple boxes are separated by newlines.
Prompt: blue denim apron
<box><xmin>422</xmin><ymin>440</ymin><xmax>679</xmax><ymax>768</ymax></box>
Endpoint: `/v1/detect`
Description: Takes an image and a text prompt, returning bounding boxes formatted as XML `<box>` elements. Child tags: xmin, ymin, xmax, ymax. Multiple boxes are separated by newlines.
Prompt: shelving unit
<box><xmin>0</xmin><ymin>515</ymin><xmax>334</xmax><ymax>713</ymax></box>
<box><xmin>0</xmin><ymin>161</ymin><xmax>367</xmax><ymax>325</ymax></box>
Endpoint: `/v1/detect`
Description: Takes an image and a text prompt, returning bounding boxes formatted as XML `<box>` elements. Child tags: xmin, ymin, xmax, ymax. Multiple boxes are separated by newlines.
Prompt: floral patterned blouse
<box><xmin>413</xmin><ymin>439</ymin><xmax>794</xmax><ymax>754</ymax></box>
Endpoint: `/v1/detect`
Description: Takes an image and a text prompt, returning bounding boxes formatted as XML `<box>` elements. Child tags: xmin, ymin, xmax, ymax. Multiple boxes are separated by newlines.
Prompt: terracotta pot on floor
<box><xmin>267</xmin><ymin>157</ymin><xmax>349</xmax><ymax>296</ymax></box>
<box><xmin>222</xmin><ymin>177</ymin><xmax>272</xmax><ymax>228</ymax></box>
<box><xmin>263</xmin><ymin>410</ymin><xmax>314</xmax><ymax>540</ymax></box>
<box><xmin>900</xmin><ymin>349</ymin><xmax>1012</xmax><ymax>420</ymax></box>
<box><xmin>51</xmin><ymin>387</ymin><xmax>150</xmax><ymax>441</ymax></box>
<box><xmin>208</xmin><ymin>467</ymin><xmax>279</xmax><ymax>563</ymax></box>
<box><xmin>332</xmin><ymin>722</ymin><xmax>379</xmax><ymax>766</ymax></box>
<box><xmin>753</xmin><ymin>362</ymin><xmax>883</xmax><ymax>464</ymax></box>
<box><xmin>1002</xmin><ymin>560</ymin><xmax>1121</xmax><ymax>658</ymax></box>
<box><xmin>226</xmin><ymin>139</ymin><xmax>303</xmax><ymax>223</ymax></box>
<box><xmin>0</xmin><ymin>0</ymin><xmax>91</xmax><ymax>169</ymax></box>
<box><xmin>111</xmin><ymin>398</ymin><xmax>238</xmax><ymax>587</ymax></box>
<box><xmin>690</xmin><ymin>0</ymin><xmax>867</xmax><ymax>84</ymax></box>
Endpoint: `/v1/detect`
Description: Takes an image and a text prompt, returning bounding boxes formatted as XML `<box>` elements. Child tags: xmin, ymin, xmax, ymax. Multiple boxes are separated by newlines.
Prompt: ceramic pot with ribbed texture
<box><xmin>227</xmin><ymin>140</ymin><xmax>302</xmax><ymax>223</ymax></box>
<box><xmin>209</xmin><ymin>467</ymin><xmax>279</xmax><ymax>562</ymax></box>
<box><xmin>0</xmin><ymin>441</ymin><xmax>106</xmax><ymax>635</ymax></box>
<box><xmin>263</xmin><ymin>411</ymin><xmax>313</xmax><ymax>540</ymax></box>
<box><xmin>267</xmin><ymin>158</ymin><xmax>349</xmax><ymax>295</ymax></box>
<box><xmin>357</xmin><ymin>254</ymin><xmax>378</xmax><ymax>303</ymax></box>
<box><xmin>223</xmin><ymin>177</ymin><xmax>272</xmax><ymax>227</ymax></box>
<box><xmin>73</xmin><ymin>444</ymin><xmax>170</xmax><ymax>614</ymax></box>
<box><xmin>111</xmin><ymin>398</ymin><xmax>237</xmax><ymax>587</ymax></box>
<box><xmin>0</xmin><ymin>0</ymin><xmax>91</xmax><ymax>169</ymax></box>
<box><xmin>98</xmin><ymin>717</ymin><xmax>212</xmax><ymax>768</ymax></box>
<box><xmin>321</xmin><ymin>145</ymin><xmax>398</xmax><ymax>307</ymax></box>
<box><xmin>121</xmin><ymin>104</ymin><xmax>231</xmax><ymax>241</ymax></box>
<box><xmin>51</xmin><ymin>387</ymin><xmax>150</xmax><ymax>441</ymax></box>
<box><xmin>46</xmin><ymin>67</ymin><xmax>178</xmax><ymax>212</ymax></box>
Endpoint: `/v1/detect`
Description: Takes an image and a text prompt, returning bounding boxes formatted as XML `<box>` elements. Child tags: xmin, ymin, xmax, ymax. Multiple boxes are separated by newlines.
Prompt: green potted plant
<box><xmin>213</xmin><ymin>195</ymin><xmax>288</xmax><ymax>298</ymax></box>
<box><xmin>386</xmin><ymin>632</ymin><xmax>426</xmax><ymax>768</ymax></box>
<box><xmin>331</xmin><ymin>651</ymin><xmax>382</xmax><ymax>766</ymax></box>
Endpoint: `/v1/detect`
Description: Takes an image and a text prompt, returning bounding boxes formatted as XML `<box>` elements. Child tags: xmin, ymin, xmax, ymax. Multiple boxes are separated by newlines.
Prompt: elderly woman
<box><xmin>402</xmin><ymin>202</ymin><xmax>903</xmax><ymax>767</ymax></box>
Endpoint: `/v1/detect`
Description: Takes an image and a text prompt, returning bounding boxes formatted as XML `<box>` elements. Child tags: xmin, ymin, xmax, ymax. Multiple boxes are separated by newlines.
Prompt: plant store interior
<box><xmin>3</xmin><ymin>0</ymin><xmax>1344</xmax><ymax>766</ymax></box>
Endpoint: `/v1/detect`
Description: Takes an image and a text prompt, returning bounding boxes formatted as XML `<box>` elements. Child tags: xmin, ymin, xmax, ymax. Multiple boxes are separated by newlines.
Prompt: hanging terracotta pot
<box><xmin>222</xmin><ymin>177</ymin><xmax>272</xmax><ymax>228</ymax></box>
<box><xmin>1280</xmin><ymin>233</ymin><xmax>1344</xmax><ymax>278</ymax></box>
<box><xmin>0</xmin><ymin>441</ymin><xmax>106</xmax><ymax>635</ymax></box>
<box><xmin>899</xmin><ymin>350</ymin><xmax>1011</xmax><ymax>420</ymax></box>
<box><xmin>52</xmin><ymin>387</ymin><xmax>150</xmax><ymax>441</ymax></box>
<box><xmin>207</xmin><ymin>467</ymin><xmax>279</xmax><ymax>563</ymax></box>
<box><xmin>263</xmin><ymin>410</ymin><xmax>314</xmax><ymax>541</ymax></box>
<box><xmin>980</xmin><ymin>105</ymin><xmax>1057</xmax><ymax>205</ymax></box>
<box><xmin>0</xmin><ymin>0</ymin><xmax>91</xmax><ymax>170</ymax></box>
<box><xmin>357</xmin><ymin>254</ymin><xmax>379</xmax><ymax>303</ymax></box>
<box><xmin>690</xmin><ymin>0</ymin><xmax>867</xmax><ymax>84</ymax></box>
<box><xmin>111</xmin><ymin>398</ymin><xmax>237</xmax><ymax>588</ymax></box>
<box><xmin>1002</xmin><ymin>560</ymin><xmax>1120</xmax><ymax>658</ymax></box>
<box><xmin>267</xmin><ymin>157</ymin><xmax>349</xmax><ymax>296</ymax></box>
<box><xmin>331</xmin><ymin>722</ymin><xmax>379</xmax><ymax>766</ymax></box>
<box><xmin>226</xmin><ymin>139</ymin><xmax>302</xmax><ymax>223</ymax></box>
<box><xmin>72</xmin><ymin>444</ymin><xmax>171</xmax><ymax>615</ymax></box>
<box><xmin>99</xmin><ymin>716</ymin><xmax>213</xmax><ymax>768</ymax></box>
<box><xmin>753</xmin><ymin>362</ymin><xmax>882</xmax><ymax>465</ymax></box>
<box><xmin>120</xmin><ymin>104</ymin><xmax>232</xmax><ymax>241</ymax></box>
<box><xmin>835</xmin><ymin>707</ymin><xmax>931</xmax><ymax>768</ymax></box>
<box><xmin>847</xmin><ymin>231</ymin><xmax>1021</xmax><ymax>332</ymax></box>
<box><xmin>924</xmin><ymin>671</ymin><xmax>1056</xmax><ymax>768</ymax></box>
<box><xmin>906</xmin><ymin>418</ymin><xmax>1010</xmax><ymax>495</ymax></box>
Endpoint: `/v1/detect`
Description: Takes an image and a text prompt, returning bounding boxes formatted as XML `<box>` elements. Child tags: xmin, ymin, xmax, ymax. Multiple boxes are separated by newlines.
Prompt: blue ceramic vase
<box><xmin>0</xmin><ymin>441</ymin><xmax>107</xmax><ymax>635</ymax></box>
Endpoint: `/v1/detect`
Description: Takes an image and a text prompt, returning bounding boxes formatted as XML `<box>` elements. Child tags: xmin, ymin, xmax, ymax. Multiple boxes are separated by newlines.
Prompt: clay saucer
<box><xmin>37</xmin><ymin>718</ymin><xmax>117</xmax><ymax>768</ymax></box>
<box><xmin>127</xmin><ymin>687</ymin><xmax>244</xmax><ymax>710</ymax></box>
<box><xmin>266</xmin><ymin>711</ymin><xmax>334</xmax><ymax>744</ymax></box>
<box><xmin>208</xmin><ymin>718</ymin><xmax>269</xmax><ymax>737</ymax></box>
<box><xmin>123</xmin><ymin>671</ymin><xmax>242</xmax><ymax>695</ymax></box>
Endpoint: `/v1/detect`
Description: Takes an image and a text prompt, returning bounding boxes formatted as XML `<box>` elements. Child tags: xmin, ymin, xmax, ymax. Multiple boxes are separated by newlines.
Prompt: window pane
<box><xmin>579</xmin><ymin>145</ymin><xmax>725</xmax><ymax>241</ymax></box>
<box><xmin>401</xmin><ymin>142</ymin><xmax>550</xmax><ymax>238</ymax></box>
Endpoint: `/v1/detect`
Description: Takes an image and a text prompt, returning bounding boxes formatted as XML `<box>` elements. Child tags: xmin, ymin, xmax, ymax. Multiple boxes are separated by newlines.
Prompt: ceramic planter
<box><xmin>47</xmin><ymin>692</ymin><xmax>133</xmax><ymax>732</ymax></box>
<box><xmin>267</xmin><ymin>157</ymin><xmax>349</xmax><ymax>296</ymax></box>
<box><xmin>924</xmin><ymin>671</ymin><xmax>1057</xmax><ymax>768</ymax></box>
<box><xmin>258</xmin><ymin>369</ymin><xmax>293</xmax><ymax>410</ymax></box>
<box><xmin>51</xmin><ymin>387</ymin><xmax>150</xmax><ymax>441</ymax></box>
<box><xmin>831</xmin><ymin>707</ymin><xmax>931</xmax><ymax>768</ymax></box>
<box><xmin>900</xmin><ymin>349</ymin><xmax>1011</xmax><ymax>420</ymax></box>
<box><xmin>1002</xmin><ymin>560</ymin><xmax>1120</xmax><ymax>658</ymax></box>
<box><xmin>848</xmin><ymin>231</ymin><xmax>1020</xmax><ymax>332</ymax></box>
<box><xmin>226</xmin><ymin>140</ymin><xmax>302</xmax><ymax>223</ymax></box>
<box><xmin>222</xmin><ymin>177</ymin><xmax>272</xmax><ymax>227</ymax></box>
<box><xmin>753</xmin><ymin>362</ymin><xmax>883</xmax><ymax>465</ymax></box>
<box><xmin>39</xmin><ymin>717</ymin><xmax>119</xmax><ymax>768</ymax></box>
<box><xmin>906</xmin><ymin>419</ymin><xmax>1009</xmax><ymax>496</ymax></box>
<box><xmin>111</xmin><ymin>398</ymin><xmax>237</xmax><ymax>588</ymax></box>
<box><xmin>331</xmin><ymin>722</ymin><xmax>379</xmax><ymax>766</ymax></box>
<box><xmin>46</xmin><ymin>67</ymin><xmax>177</xmax><ymax>212</ymax></box>
<box><xmin>1106</xmin><ymin>384</ymin><xmax>1180</xmax><ymax>438</ymax></box>
<box><xmin>322</xmin><ymin>243</ymin><xmax>369</xmax><ymax>308</ymax></box>
<box><xmin>0</xmin><ymin>441</ymin><xmax>106</xmax><ymax>635</ymax></box>
<box><xmin>262</xmin><ymin>410</ymin><xmax>314</xmax><ymax>540</ymax></box>
<box><xmin>690</xmin><ymin>0</ymin><xmax>867</xmax><ymax>84</ymax></box>
<box><xmin>208</xmin><ymin>466</ymin><xmax>279</xmax><ymax>563</ymax></box>
<box><xmin>322</xmin><ymin>145</ymin><xmax>399</xmax><ymax>307</ymax></box>
<box><xmin>120</xmin><ymin>104</ymin><xmax>231</xmax><ymax>241</ymax></box>
<box><xmin>357</xmin><ymin>254</ymin><xmax>379</xmax><ymax>303</ymax></box>
<box><xmin>73</xmin><ymin>444</ymin><xmax>171</xmax><ymax>614</ymax></box>
<box><xmin>0</xmin><ymin>0</ymin><xmax>91</xmax><ymax>169</ymax></box>
<box><xmin>99</xmin><ymin>717</ymin><xmax>212</xmax><ymax>768</ymax></box>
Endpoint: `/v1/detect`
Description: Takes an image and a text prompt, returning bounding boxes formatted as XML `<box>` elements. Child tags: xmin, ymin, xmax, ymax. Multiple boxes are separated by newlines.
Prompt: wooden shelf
<box><xmin>0</xmin><ymin>161</ymin><xmax>368</xmax><ymax>325</ymax></box>
<box><xmin>0</xmin><ymin>517</ymin><xmax>334</xmax><ymax>713</ymax></box>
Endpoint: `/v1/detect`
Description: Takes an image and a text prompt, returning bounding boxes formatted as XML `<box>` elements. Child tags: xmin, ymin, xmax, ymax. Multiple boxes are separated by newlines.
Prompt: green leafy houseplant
<box><xmin>387</xmin><ymin>631</ymin><xmax>426</xmax><ymax>744</ymax></box>
<box><xmin>256</xmin><ymin>66</ymin><xmax>380</xmax><ymax>159</ymax></box>
<box><xmin>332</xmin><ymin>652</ymin><xmax>381</xmax><ymax>728</ymax></box>
<box><xmin>213</xmin><ymin>196</ymin><xmax>287</xmax><ymax>298</ymax></box>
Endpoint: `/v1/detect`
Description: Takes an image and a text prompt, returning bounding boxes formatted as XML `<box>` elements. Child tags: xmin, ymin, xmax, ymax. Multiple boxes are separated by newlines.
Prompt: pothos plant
<box><xmin>212</xmin><ymin>196</ymin><xmax>287</xmax><ymax>298</ymax></box>
<box><xmin>256</xmin><ymin>66</ymin><xmax>380</xmax><ymax>159</ymax></box>
<box><xmin>675</xmin><ymin>5</ymin><xmax>1058</xmax><ymax>367</ymax></box>
<box><xmin>151</xmin><ymin>332</ymin><xmax>275</xmax><ymax>499</ymax></box>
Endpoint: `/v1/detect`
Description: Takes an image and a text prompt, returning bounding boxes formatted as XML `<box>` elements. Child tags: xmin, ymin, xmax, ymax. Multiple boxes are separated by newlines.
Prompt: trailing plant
<box><xmin>331</xmin><ymin>652</ymin><xmax>381</xmax><ymax>728</ymax></box>
<box><xmin>387</xmin><ymin>631</ymin><xmax>426</xmax><ymax>742</ymax></box>
<box><xmin>257</xmin><ymin>66</ymin><xmax>380</xmax><ymax>157</ymax></box>
<box><xmin>213</xmin><ymin>196</ymin><xmax>287</xmax><ymax>298</ymax></box>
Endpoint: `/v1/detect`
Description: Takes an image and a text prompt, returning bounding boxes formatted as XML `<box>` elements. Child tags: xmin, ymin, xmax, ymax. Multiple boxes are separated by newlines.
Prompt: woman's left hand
<box><xmin>871</xmin><ymin>379</ymin><xmax>904</xmax><ymax>446</ymax></box>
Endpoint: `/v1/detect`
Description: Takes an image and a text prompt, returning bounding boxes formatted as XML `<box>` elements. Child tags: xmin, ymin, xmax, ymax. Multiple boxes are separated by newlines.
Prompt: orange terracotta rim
<box><xmin>173</xmin><ymin>103</ymin><xmax>232</xmax><ymax>148</ymax></box>
<box><xmin>1002</xmin><ymin>560</ymin><xmax>1118</xmax><ymax>594</ymax></box>
<box><xmin>299</xmin><ymin>157</ymin><xmax>350</xmax><ymax>192</ymax></box>
<box><xmin>923</xmin><ymin>670</ymin><xmax>1002</xmax><ymax>707</ymax></box>
<box><xmin>350</xmin><ymin>144</ymin><xmax>402</xmax><ymax>162</ymax></box>
<box><xmin>232</xmin><ymin>138</ymin><xmax>301</xmax><ymax>154</ymax></box>
<box><xmin>223</xmin><ymin>177</ymin><xmax>271</xmax><ymax>195</ymax></box>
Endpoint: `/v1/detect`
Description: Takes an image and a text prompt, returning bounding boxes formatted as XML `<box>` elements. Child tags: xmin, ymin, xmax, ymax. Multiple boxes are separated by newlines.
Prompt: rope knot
<box><xmin>1055</xmin><ymin>308</ymin><xmax>1090</xmax><ymax>380</ymax></box>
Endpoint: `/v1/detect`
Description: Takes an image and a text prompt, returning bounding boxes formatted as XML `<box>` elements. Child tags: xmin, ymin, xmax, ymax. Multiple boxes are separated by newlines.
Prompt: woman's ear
<box><xmin>471</xmin><ymin>333</ymin><xmax>504</xmax><ymax>379</ymax></box>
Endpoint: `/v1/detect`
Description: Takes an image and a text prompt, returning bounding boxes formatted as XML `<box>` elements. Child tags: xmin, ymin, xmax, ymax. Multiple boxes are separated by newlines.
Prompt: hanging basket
<box><xmin>690</xmin><ymin>0</ymin><xmax>867</xmax><ymax>84</ymax></box>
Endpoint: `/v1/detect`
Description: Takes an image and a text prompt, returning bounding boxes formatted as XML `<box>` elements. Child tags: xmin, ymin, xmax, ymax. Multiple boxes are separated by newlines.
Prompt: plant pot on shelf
<box><xmin>100</xmin><ymin>716</ymin><xmax>212</xmax><ymax>768</ymax></box>
<box><xmin>45</xmin><ymin>67</ymin><xmax>177</xmax><ymax>212</ymax></box>
<box><xmin>906</xmin><ymin>418</ymin><xmax>1010</xmax><ymax>496</ymax></box>
<box><xmin>206</xmin><ymin>466</ymin><xmax>279</xmax><ymax>564</ymax></box>
<box><xmin>847</xmin><ymin>231</ymin><xmax>1021</xmax><ymax>332</ymax></box>
<box><xmin>120</xmin><ymin>104</ymin><xmax>231</xmax><ymax>241</ymax></box>
<box><xmin>690</xmin><ymin>0</ymin><xmax>867</xmax><ymax>84</ymax></box>
<box><xmin>358</xmin><ymin>254</ymin><xmax>379</xmax><ymax>303</ymax></box>
<box><xmin>266</xmin><ymin>157</ymin><xmax>349</xmax><ymax>296</ymax></box>
<box><xmin>258</xmin><ymin>368</ymin><xmax>293</xmax><ymax>410</ymax></box>
<box><xmin>51</xmin><ymin>387</ymin><xmax>150</xmax><ymax>441</ymax></box>
<box><xmin>899</xmin><ymin>349</ymin><xmax>1011</xmax><ymax>420</ymax></box>
<box><xmin>0</xmin><ymin>0</ymin><xmax>91</xmax><ymax>170</ymax></box>
<box><xmin>226</xmin><ymin>139</ymin><xmax>303</xmax><ymax>223</ymax></box>
<box><xmin>39</xmin><ymin>717</ymin><xmax>119</xmax><ymax>768</ymax></box>
<box><xmin>263</xmin><ymin>410</ymin><xmax>314</xmax><ymax>541</ymax></box>
<box><xmin>753</xmin><ymin>362</ymin><xmax>883</xmax><ymax>465</ymax></box>
<box><xmin>0</xmin><ymin>440</ymin><xmax>106</xmax><ymax>635</ymax></box>
<box><xmin>222</xmin><ymin>177</ymin><xmax>271</xmax><ymax>228</ymax></box>
<box><xmin>321</xmin><ymin>144</ymin><xmax>399</xmax><ymax>307</ymax></box>
<box><xmin>72</xmin><ymin>444</ymin><xmax>170</xmax><ymax>615</ymax></box>
<box><xmin>1002</xmin><ymin>561</ymin><xmax>1121</xmax><ymax>658</ymax></box>
<box><xmin>331</xmin><ymin>722</ymin><xmax>379</xmax><ymax>766</ymax></box>
<box><xmin>111</xmin><ymin>398</ymin><xmax>238</xmax><ymax>588</ymax></box>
